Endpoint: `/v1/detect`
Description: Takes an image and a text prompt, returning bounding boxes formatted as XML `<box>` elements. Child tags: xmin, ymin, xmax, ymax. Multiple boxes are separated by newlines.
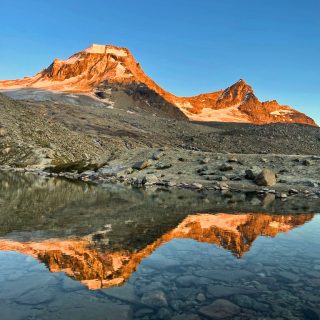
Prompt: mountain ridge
<box><xmin>0</xmin><ymin>44</ymin><xmax>316</xmax><ymax>126</ymax></box>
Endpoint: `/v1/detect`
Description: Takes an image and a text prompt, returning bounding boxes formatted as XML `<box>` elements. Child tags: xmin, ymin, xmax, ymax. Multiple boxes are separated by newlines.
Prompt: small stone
<box><xmin>142</xmin><ymin>175</ymin><xmax>159</xmax><ymax>185</ymax></box>
<box><xmin>199</xmin><ymin>299</ymin><xmax>240</xmax><ymax>319</ymax></box>
<box><xmin>302</xmin><ymin>159</ymin><xmax>312</xmax><ymax>166</ymax></box>
<box><xmin>165</xmin><ymin>180</ymin><xmax>176</xmax><ymax>187</ymax></box>
<box><xmin>245</xmin><ymin>166</ymin><xmax>261</xmax><ymax>180</ymax></box>
<box><xmin>219</xmin><ymin>164</ymin><xmax>233</xmax><ymax>171</ymax></box>
<box><xmin>289</xmin><ymin>188</ymin><xmax>299</xmax><ymax>194</ymax></box>
<box><xmin>306</xmin><ymin>181</ymin><xmax>318</xmax><ymax>187</ymax></box>
<box><xmin>276</xmin><ymin>192</ymin><xmax>287</xmax><ymax>199</ymax></box>
<box><xmin>233</xmin><ymin>295</ymin><xmax>253</xmax><ymax>308</ymax></box>
<box><xmin>132</xmin><ymin>159</ymin><xmax>152</xmax><ymax>170</ymax></box>
<box><xmin>80</xmin><ymin>170</ymin><xmax>96</xmax><ymax>177</ymax></box>
<box><xmin>125</xmin><ymin>168</ymin><xmax>134</xmax><ymax>174</ymax></box>
<box><xmin>197</xmin><ymin>166</ymin><xmax>209</xmax><ymax>173</ymax></box>
<box><xmin>169</xmin><ymin>299</ymin><xmax>184</xmax><ymax>312</ymax></box>
<box><xmin>2</xmin><ymin>147</ymin><xmax>11</xmax><ymax>155</ymax></box>
<box><xmin>217</xmin><ymin>182</ymin><xmax>229</xmax><ymax>190</ymax></box>
<box><xmin>191</xmin><ymin>183</ymin><xmax>203</xmax><ymax>189</ymax></box>
<box><xmin>255</xmin><ymin>169</ymin><xmax>277</xmax><ymax>186</ymax></box>
<box><xmin>196</xmin><ymin>293</ymin><xmax>206</xmax><ymax>302</ymax></box>
<box><xmin>200</xmin><ymin>157</ymin><xmax>210</xmax><ymax>164</ymax></box>
<box><xmin>0</xmin><ymin>127</ymin><xmax>6</xmax><ymax>137</ymax></box>
<box><xmin>95</xmin><ymin>91</ymin><xmax>109</xmax><ymax>99</ymax></box>
<box><xmin>227</xmin><ymin>156</ymin><xmax>238</xmax><ymax>163</ymax></box>
<box><xmin>155</xmin><ymin>162</ymin><xmax>172</xmax><ymax>170</ymax></box>
<box><xmin>133</xmin><ymin>177</ymin><xmax>144</xmax><ymax>186</ymax></box>
<box><xmin>152</xmin><ymin>151</ymin><xmax>164</xmax><ymax>160</ymax></box>
<box><xmin>210</xmin><ymin>175</ymin><xmax>227</xmax><ymax>181</ymax></box>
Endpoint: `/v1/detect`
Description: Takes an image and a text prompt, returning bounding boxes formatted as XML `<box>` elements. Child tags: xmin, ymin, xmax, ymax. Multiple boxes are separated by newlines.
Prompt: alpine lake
<box><xmin>0</xmin><ymin>171</ymin><xmax>319</xmax><ymax>320</ymax></box>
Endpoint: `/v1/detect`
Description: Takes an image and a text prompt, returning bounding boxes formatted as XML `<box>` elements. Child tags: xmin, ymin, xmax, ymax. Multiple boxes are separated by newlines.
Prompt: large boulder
<box><xmin>255</xmin><ymin>169</ymin><xmax>277</xmax><ymax>186</ymax></box>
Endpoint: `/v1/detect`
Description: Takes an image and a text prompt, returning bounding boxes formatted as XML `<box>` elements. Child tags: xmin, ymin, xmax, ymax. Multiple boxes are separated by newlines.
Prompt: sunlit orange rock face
<box><xmin>0</xmin><ymin>44</ymin><xmax>316</xmax><ymax>126</ymax></box>
<box><xmin>0</xmin><ymin>213</ymin><xmax>313</xmax><ymax>289</ymax></box>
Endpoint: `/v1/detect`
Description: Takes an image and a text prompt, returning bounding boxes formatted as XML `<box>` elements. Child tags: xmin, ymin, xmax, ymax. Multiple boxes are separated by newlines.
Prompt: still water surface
<box><xmin>0</xmin><ymin>172</ymin><xmax>319</xmax><ymax>320</ymax></box>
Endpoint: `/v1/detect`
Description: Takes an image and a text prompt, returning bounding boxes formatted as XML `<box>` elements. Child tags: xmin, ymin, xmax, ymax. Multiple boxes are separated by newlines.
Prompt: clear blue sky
<box><xmin>1</xmin><ymin>0</ymin><xmax>319</xmax><ymax>123</ymax></box>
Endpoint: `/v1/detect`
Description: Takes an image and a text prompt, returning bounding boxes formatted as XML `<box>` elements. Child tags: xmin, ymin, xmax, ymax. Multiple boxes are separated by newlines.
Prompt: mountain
<box><xmin>0</xmin><ymin>44</ymin><xmax>316</xmax><ymax>126</ymax></box>
<box><xmin>0</xmin><ymin>213</ymin><xmax>313</xmax><ymax>289</ymax></box>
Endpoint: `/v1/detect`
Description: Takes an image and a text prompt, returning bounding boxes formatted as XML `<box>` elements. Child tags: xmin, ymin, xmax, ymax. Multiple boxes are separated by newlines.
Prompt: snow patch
<box><xmin>217</xmin><ymin>89</ymin><xmax>229</xmax><ymax>101</ymax></box>
<box><xmin>175</xmin><ymin>101</ymin><xmax>193</xmax><ymax>110</ymax></box>
<box><xmin>84</xmin><ymin>44</ymin><xmax>127</xmax><ymax>57</ymax></box>
<box><xmin>115</xmin><ymin>63</ymin><xmax>131</xmax><ymax>77</ymax></box>
<box><xmin>64</xmin><ymin>55</ymin><xmax>81</xmax><ymax>64</ymax></box>
<box><xmin>244</xmin><ymin>92</ymin><xmax>253</xmax><ymax>101</ymax></box>
<box><xmin>270</xmin><ymin>109</ymin><xmax>293</xmax><ymax>116</ymax></box>
<box><xmin>180</xmin><ymin>105</ymin><xmax>250</xmax><ymax>123</ymax></box>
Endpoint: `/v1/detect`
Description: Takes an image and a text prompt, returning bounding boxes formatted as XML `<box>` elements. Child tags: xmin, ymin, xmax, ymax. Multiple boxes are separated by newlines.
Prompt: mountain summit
<box><xmin>0</xmin><ymin>44</ymin><xmax>316</xmax><ymax>126</ymax></box>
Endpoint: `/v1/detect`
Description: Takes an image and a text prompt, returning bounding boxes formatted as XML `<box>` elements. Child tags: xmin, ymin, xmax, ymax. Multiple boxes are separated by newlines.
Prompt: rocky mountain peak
<box><xmin>0</xmin><ymin>45</ymin><xmax>316</xmax><ymax>126</ymax></box>
<box><xmin>215</xmin><ymin>79</ymin><xmax>255</xmax><ymax>109</ymax></box>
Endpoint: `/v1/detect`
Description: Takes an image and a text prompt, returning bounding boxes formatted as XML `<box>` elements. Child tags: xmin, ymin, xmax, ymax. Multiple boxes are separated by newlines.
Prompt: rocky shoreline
<box><xmin>2</xmin><ymin>148</ymin><xmax>320</xmax><ymax>201</ymax></box>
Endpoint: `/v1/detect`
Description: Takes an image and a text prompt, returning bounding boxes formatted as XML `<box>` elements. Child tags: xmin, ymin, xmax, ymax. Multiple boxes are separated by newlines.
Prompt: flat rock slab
<box><xmin>196</xmin><ymin>269</ymin><xmax>252</xmax><ymax>282</ymax></box>
<box><xmin>207</xmin><ymin>285</ymin><xmax>257</xmax><ymax>298</ymax></box>
<box><xmin>15</xmin><ymin>289</ymin><xmax>53</xmax><ymax>306</ymax></box>
<box><xmin>101</xmin><ymin>284</ymin><xmax>140</xmax><ymax>305</ymax></box>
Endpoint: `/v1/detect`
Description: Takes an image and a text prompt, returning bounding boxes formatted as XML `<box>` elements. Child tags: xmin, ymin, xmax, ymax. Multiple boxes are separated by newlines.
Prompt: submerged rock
<box><xmin>141</xmin><ymin>290</ymin><xmax>168</xmax><ymax>308</ymax></box>
<box><xmin>199</xmin><ymin>299</ymin><xmax>240</xmax><ymax>319</ymax></box>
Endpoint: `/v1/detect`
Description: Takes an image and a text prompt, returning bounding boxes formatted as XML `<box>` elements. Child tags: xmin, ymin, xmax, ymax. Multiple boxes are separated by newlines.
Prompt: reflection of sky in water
<box><xmin>0</xmin><ymin>214</ymin><xmax>319</xmax><ymax>320</ymax></box>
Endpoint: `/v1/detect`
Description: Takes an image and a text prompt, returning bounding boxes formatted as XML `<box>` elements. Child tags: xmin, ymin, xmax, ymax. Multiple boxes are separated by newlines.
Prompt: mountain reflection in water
<box><xmin>0</xmin><ymin>212</ymin><xmax>314</xmax><ymax>289</ymax></box>
<box><xmin>0</xmin><ymin>172</ymin><xmax>319</xmax><ymax>320</ymax></box>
